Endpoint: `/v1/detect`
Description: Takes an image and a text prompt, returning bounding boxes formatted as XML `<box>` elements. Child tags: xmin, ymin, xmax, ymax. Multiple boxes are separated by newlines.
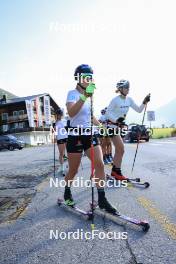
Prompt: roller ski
<box><xmin>58</xmin><ymin>186</ymin><xmax>92</xmax><ymax>219</ymax></box>
<box><xmin>57</xmin><ymin>198</ymin><xmax>93</xmax><ymax>220</ymax></box>
<box><xmin>91</xmin><ymin>201</ymin><xmax>150</xmax><ymax>232</ymax></box>
<box><xmin>106</xmin><ymin>174</ymin><xmax>150</xmax><ymax>188</ymax></box>
<box><xmin>58</xmin><ymin>188</ymin><xmax>117</xmax><ymax>220</ymax></box>
<box><xmin>106</xmin><ymin>166</ymin><xmax>150</xmax><ymax>188</ymax></box>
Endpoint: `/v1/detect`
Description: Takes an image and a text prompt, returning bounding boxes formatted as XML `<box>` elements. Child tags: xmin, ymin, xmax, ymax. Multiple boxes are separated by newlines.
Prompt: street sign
<box><xmin>147</xmin><ymin>111</ymin><xmax>155</xmax><ymax>121</ymax></box>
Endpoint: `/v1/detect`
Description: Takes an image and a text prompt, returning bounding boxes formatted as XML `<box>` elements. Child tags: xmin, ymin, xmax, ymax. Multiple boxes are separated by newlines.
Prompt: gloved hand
<box><xmin>80</xmin><ymin>83</ymin><xmax>96</xmax><ymax>102</ymax></box>
<box><xmin>143</xmin><ymin>94</ymin><xmax>151</xmax><ymax>104</ymax></box>
<box><xmin>85</xmin><ymin>83</ymin><xmax>96</xmax><ymax>96</ymax></box>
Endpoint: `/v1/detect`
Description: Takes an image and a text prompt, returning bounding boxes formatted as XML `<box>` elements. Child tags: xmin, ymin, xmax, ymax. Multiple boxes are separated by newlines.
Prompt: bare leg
<box><xmin>58</xmin><ymin>143</ymin><xmax>65</xmax><ymax>165</ymax></box>
<box><xmin>85</xmin><ymin>145</ymin><xmax>105</xmax><ymax>188</ymax></box>
<box><xmin>64</xmin><ymin>152</ymin><xmax>82</xmax><ymax>185</ymax></box>
<box><xmin>106</xmin><ymin>137</ymin><xmax>112</xmax><ymax>155</ymax></box>
<box><xmin>86</xmin><ymin>145</ymin><xmax>117</xmax><ymax>213</ymax></box>
<box><xmin>111</xmin><ymin>135</ymin><xmax>124</xmax><ymax>168</ymax></box>
<box><xmin>101</xmin><ymin>137</ymin><xmax>107</xmax><ymax>156</ymax></box>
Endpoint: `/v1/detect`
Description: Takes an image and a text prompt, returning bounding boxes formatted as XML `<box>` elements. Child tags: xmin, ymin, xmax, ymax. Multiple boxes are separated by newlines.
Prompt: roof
<box><xmin>0</xmin><ymin>93</ymin><xmax>59</xmax><ymax>109</ymax></box>
<box><xmin>6</xmin><ymin>93</ymin><xmax>48</xmax><ymax>104</ymax></box>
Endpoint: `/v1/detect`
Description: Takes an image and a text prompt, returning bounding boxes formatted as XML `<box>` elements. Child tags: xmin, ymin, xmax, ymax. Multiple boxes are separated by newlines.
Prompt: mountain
<box><xmin>0</xmin><ymin>88</ymin><xmax>17</xmax><ymax>99</ymax></box>
<box><xmin>126</xmin><ymin>98</ymin><xmax>176</xmax><ymax>127</ymax></box>
<box><xmin>155</xmin><ymin>98</ymin><xmax>176</xmax><ymax>127</ymax></box>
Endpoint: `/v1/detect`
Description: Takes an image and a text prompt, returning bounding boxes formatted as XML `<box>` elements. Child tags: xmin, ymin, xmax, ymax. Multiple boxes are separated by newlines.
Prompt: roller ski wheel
<box><xmin>140</xmin><ymin>222</ymin><xmax>150</xmax><ymax>232</ymax></box>
<box><xmin>130</xmin><ymin>181</ymin><xmax>150</xmax><ymax>188</ymax></box>
<box><xmin>144</xmin><ymin>182</ymin><xmax>150</xmax><ymax>188</ymax></box>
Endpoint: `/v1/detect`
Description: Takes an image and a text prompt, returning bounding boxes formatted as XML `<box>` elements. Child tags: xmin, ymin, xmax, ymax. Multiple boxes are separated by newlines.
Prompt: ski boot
<box><xmin>111</xmin><ymin>166</ymin><xmax>128</xmax><ymax>181</ymax></box>
<box><xmin>98</xmin><ymin>190</ymin><xmax>117</xmax><ymax>214</ymax></box>
<box><xmin>106</xmin><ymin>154</ymin><xmax>112</xmax><ymax>164</ymax></box>
<box><xmin>109</xmin><ymin>154</ymin><xmax>113</xmax><ymax>163</ymax></box>
<box><xmin>64</xmin><ymin>186</ymin><xmax>75</xmax><ymax>206</ymax></box>
<box><xmin>103</xmin><ymin>155</ymin><xmax>109</xmax><ymax>165</ymax></box>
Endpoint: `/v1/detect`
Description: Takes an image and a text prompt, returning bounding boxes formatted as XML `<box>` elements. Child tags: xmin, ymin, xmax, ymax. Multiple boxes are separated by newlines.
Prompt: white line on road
<box><xmin>148</xmin><ymin>143</ymin><xmax>163</xmax><ymax>146</ymax></box>
<box><xmin>156</xmin><ymin>141</ymin><xmax>176</xmax><ymax>144</ymax></box>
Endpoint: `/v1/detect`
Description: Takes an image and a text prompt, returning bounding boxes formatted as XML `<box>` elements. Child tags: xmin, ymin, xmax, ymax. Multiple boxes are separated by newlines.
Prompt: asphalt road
<box><xmin>0</xmin><ymin>138</ymin><xmax>176</xmax><ymax>264</ymax></box>
<box><xmin>0</xmin><ymin>145</ymin><xmax>55</xmax><ymax>223</ymax></box>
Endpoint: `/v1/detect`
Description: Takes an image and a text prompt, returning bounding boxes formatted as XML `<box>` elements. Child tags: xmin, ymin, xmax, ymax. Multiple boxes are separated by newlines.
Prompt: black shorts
<box><xmin>57</xmin><ymin>138</ymin><xmax>68</xmax><ymax>145</ymax></box>
<box><xmin>66</xmin><ymin>134</ymin><xmax>100</xmax><ymax>153</ymax></box>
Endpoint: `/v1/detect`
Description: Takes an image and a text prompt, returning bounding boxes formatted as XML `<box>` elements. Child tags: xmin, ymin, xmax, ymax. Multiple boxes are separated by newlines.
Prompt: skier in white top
<box><xmin>106</xmin><ymin>79</ymin><xmax>150</xmax><ymax>180</ymax></box>
<box><xmin>63</xmin><ymin>64</ymin><xmax>117</xmax><ymax>214</ymax></box>
<box><xmin>98</xmin><ymin>108</ymin><xmax>113</xmax><ymax>164</ymax></box>
<box><xmin>55</xmin><ymin>108</ymin><xmax>68</xmax><ymax>176</ymax></box>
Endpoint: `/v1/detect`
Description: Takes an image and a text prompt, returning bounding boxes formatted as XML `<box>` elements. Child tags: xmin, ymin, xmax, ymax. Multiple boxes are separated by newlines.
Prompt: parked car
<box><xmin>0</xmin><ymin>135</ymin><xmax>25</xmax><ymax>151</ymax></box>
<box><xmin>125</xmin><ymin>125</ymin><xmax>153</xmax><ymax>143</ymax></box>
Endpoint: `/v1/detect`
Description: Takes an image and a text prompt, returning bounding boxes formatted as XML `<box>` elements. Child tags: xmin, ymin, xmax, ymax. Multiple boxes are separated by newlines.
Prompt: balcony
<box><xmin>4</xmin><ymin>114</ymin><xmax>28</xmax><ymax>123</ymax></box>
<box><xmin>0</xmin><ymin>114</ymin><xmax>56</xmax><ymax>125</ymax></box>
<box><xmin>0</xmin><ymin>127</ymin><xmax>51</xmax><ymax>135</ymax></box>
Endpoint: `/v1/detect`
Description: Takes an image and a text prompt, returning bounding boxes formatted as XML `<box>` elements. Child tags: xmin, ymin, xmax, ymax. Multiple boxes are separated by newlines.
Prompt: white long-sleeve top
<box><xmin>106</xmin><ymin>95</ymin><xmax>145</xmax><ymax>123</ymax></box>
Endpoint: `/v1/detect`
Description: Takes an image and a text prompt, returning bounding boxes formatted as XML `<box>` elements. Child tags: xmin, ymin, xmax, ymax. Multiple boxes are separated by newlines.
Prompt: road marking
<box><xmin>138</xmin><ymin>196</ymin><xmax>176</xmax><ymax>240</ymax></box>
<box><xmin>2</xmin><ymin>197</ymin><xmax>31</xmax><ymax>225</ymax></box>
<box><xmin>147</xmin><ymin>143</ymin><xmax>163</xmax><ymax>146</ymax></box>
<box><xmin>147</xmin><ymin>141</ymin><xmax>176</xmax><ymax>146</ymax></box>
<box><xmin>156</xmin><ymin>141</ymin><xmax>176</xmax><ymax>144</ymax></box>
<box><xmin>126</xmin><ymin>141</ymin><xmax>176</xmax><ymax>147</ymax></box>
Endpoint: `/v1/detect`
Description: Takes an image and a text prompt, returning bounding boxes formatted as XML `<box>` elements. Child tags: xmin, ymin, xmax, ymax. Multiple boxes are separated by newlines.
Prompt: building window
<box><xmin>2</xmin><ymin>125</ymin><xmax>8</xmax><ymax>132</ymax></box>
<box><xmin>19</xmin><ymin>122</ymin><xmax>25</xmax><ymax>128</ymax></box>
<box><xmin>13</xmin><ymin>111</ymin><xmax>19</xmax><ymax>116</ymax></box>
<box><xmin>2</xmin><ymin>113</ymin><xmax>8</xmax><ymax>120</ymax></box>
<box><xmin>14</xmin><ymin>123</ymin><xmax>19</xmax><ymax>129</ymax></box>
<box><xmin>19</xmin><ymin>110</ymin><xmax>25</xmax><ymax>116</ymax></box>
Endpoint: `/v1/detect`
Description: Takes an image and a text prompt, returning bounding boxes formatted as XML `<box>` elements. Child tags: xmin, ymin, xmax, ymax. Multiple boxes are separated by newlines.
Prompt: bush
<box><xmin>152</xmin><ymin>128</ymin><xmax>175</xmax><ymax>139</ymax></box>
<box><xmin>171</xmin><ymin>129</ymin><xmax>176</xmax><ymax>137</ymax></box>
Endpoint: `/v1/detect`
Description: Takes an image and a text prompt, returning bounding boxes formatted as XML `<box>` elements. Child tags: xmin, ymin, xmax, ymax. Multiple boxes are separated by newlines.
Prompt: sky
<box><xmin>0</xmin><ymin>0</ymin><xmax>176</xmax><ymax>121</ymax></box>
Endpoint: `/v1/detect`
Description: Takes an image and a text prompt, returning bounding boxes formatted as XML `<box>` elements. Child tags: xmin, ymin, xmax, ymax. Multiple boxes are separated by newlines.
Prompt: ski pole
<box><xmin>131</xmin><ymin>102</ymin><xmax>148</xmax><ymax>174</ymax></box>
<box><xmin>53</xmin><ymin>128</ymin><xmax>56</xmax><ymax>178</ymax></box>
<box><xmin>90</xmin><ymin>95</ymin><xmax>95</xmax><ymax>230</ymax></box>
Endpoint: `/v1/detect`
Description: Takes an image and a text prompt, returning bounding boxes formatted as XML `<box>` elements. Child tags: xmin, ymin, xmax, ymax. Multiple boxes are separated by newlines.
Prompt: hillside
<box><xmin>155</xmin><ymin>98</ymin><xmax>176</xmax><ymax>126</ymax></box>
<box><xmin>126</xmin><ymin>98</ymin><xmax>176</xmax><ymax>127</ymax></box>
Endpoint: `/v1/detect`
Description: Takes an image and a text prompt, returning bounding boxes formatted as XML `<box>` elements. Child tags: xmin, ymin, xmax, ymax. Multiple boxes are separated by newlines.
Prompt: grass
<box><xmin>152</xmin><ymin>128</ymin><xmax>176</xmax><ymax>139</ymax></box>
